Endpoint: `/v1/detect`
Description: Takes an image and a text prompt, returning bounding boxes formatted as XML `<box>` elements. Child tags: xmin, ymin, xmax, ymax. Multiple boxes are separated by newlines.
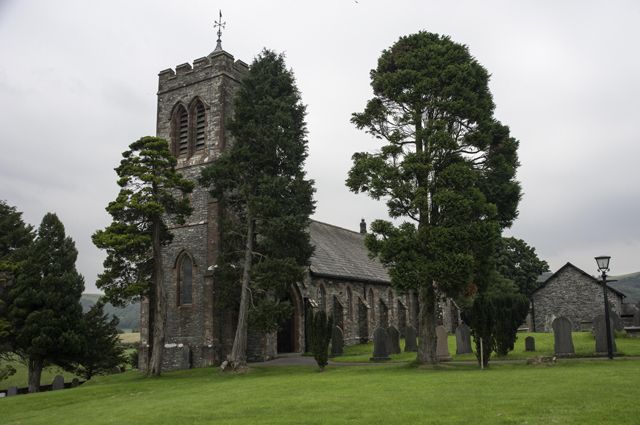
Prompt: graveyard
<box><xmin>1</xmin><ymin>358</ymin><xmax>640</xmax><ymax>424</ymax></box>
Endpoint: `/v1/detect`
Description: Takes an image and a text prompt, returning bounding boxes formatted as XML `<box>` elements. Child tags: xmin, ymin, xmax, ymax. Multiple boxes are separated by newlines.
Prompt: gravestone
<box><xmin>455</xmin><ymin>323</ymin><xmax>472</xmax><ymax>355</ymax></box>
<box><xmin>552</xmin><ymin>316</ymin><xmax>575</xmax><ymax>356</ymax></box>
<box><xmin>525</xmin><ymin>336</ymin><xmax>536</xmax><ymax>352</ymax></box>
<box><xmin>387</xmin><ymin>326</ymin><xmax>401</xmax><ymax>354</ymax></box>
<box><xmin>331</xmin><ymin>326</ymin><xmax>344</xmax><ymax>356</ymax></box>
<box><xmin>0</xmin><ymin>392</ymin><xmax>5</xmax><ymax>398</ymax></box>
<box><xmin>7</xmin><ymin>386</ymin><xmax>17</xmax><ymax>397</ymax></box>
<box><xmin>404</xmin><ymin>325</ymin><xmax>418</xmax><ymax>352</ymax></box>
<box><xmin>436</xmin><ymin>325</ymin><xmax>451</xmax><ymax>360</ymax></box>
<box><xmin>634</xmin><ymin>309</ymin><xmax>640</xmax><ymax>327</ymax></box>
<box><xmin>610</xmin><ymin>311</ymin><xmax>623</xmax><ymax>331</ymax></box>
<box><xmin>594</xmin><ymin>314</ymin><xmax>617</xmax><ymax>354</ymax></box>
<box><xmin>52</xmin><ymin>375</ymin><xmax>64</xmax><ymax>391</ymax></box>
<box><xmin>71</xmin><ymin>378</ymin><xmax>80</xmax><ymax>388</ymax></box>
<box><xmin>370</xmin><ymin>327</ymin><xmax>391</xmax><ymax>361</ymax></box>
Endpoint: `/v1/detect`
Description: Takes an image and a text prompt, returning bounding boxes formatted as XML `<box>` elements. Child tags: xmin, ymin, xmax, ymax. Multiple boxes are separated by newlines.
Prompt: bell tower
<box><xmin>139</xmin><ymin>17</ymin><xmax>248</xmax><ymax>371</ymax></box>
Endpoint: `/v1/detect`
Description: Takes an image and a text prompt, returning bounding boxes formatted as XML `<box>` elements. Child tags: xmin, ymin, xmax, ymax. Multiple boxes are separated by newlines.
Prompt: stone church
<box><xmin>138</xmin><ymin>42</ymin><xmax>424</xmax><ymax>371</ymax></box>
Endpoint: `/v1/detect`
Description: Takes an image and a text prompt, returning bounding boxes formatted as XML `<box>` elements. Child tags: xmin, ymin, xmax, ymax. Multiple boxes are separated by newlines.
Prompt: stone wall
<box><xmin>303</xmin><ymin>275</ymin><xmax>416</xmax><ymax>346</ymax></box>
<box><xmin>140</xmin><ymin>49</ymin><xmax>247</xmax><ymax>372</ymax></box>
<box><xmin>532</xmin><ymin>264</ymin><xmax>624</xmax><ymax>332</ymax></box>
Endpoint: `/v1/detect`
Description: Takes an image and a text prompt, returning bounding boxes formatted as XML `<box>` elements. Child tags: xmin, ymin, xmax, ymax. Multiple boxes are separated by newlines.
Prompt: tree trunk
<box><xmin>149</xmin><ymin>219</ymin><xmax>166</xmax><ymax>376</ymax></box>
<box><xmin>227</xmin><ymin>217</ymin><xmax>254</xmax><ymax>371</ymax></box>
<box><xmin>417</xmin><ymin>285</ymin><xmax>438</xmax><ymax>365</ymax></box>
<box><xmin>27</xmin><ymin>357</ymin><xmax>43</xmax><ymax>393</ymax></box>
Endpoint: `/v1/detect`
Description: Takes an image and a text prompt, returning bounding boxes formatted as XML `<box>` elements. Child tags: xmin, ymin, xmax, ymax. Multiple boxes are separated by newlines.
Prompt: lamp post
<box><xmin>595</xmin><ymin>255</ymin><xmax>614</xmax><ymax>360</ymax></box>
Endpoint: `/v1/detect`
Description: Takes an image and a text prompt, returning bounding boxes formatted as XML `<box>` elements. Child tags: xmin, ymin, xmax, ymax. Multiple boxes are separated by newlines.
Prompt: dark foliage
<box><xmin>308</xmin><ymin>310</ymin><xmax>333</xmax><ymax>370</ymax></box>
<box><xmin>7</xmin><ymin>213</ymin><xmax>85</xmax><ymax>391</ymax></box>
<box><xmin>74</xmin><ymin>301</ymin><xmax>127</xmax><ymax>380</ymax></box>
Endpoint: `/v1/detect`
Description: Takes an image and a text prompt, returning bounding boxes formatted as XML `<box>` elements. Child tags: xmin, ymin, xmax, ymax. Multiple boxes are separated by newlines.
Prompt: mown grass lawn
<box><xmin>336</xmin><ymin>331</ymin><xmax>640</xmax><ymax>363</ymax></box>
<box><xmin>1</xmin><ymin>359</ymin><xmax>639</xmax><ymax>424</ymax></box>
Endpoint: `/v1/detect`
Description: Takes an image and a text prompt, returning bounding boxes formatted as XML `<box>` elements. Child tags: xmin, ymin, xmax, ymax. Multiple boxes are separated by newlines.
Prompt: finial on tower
<box><xmin>213</xmin><ymin>10</ymin><xmax>226</xmax><ymax>52</ymax></box>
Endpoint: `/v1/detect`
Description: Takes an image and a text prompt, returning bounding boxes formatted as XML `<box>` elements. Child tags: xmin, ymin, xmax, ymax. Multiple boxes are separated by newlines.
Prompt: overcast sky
<box><xmin>1</xmin><ymin>0</ymin><xmax>638</xmax><ymax>292</ymax></box>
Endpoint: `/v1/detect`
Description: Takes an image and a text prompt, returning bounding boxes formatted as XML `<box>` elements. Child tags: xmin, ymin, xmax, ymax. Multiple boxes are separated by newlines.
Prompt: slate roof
<box><xmin>533</xmin><ymin>262</ymin><xmax>626</xmax><ymax>298</ymax></box>
<box><xmin>308</xmin><ymin>220</ymin><xmax>390</xmax><ymax>284</ymax></box>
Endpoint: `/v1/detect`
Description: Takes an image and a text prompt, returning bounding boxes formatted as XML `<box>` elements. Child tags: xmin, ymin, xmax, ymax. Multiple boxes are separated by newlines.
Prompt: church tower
<box><xmin>139</xmin><ymin>23</ymin><xmax>249</xmax><ymax>370</ymax></box>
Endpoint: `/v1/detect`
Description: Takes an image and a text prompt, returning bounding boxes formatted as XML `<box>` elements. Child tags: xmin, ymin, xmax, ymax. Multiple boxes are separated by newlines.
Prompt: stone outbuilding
<box><xmin>531</xmin><ymin>262</ymin><xmax>625</xmax><ymax>332</ymax></box>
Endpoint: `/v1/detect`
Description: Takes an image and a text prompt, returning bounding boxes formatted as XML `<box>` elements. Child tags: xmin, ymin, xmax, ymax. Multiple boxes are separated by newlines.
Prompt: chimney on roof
<box><xmin>359</xmin><ymin>218</ymin><xmax>367</xmax><ymax>234</ymax></box>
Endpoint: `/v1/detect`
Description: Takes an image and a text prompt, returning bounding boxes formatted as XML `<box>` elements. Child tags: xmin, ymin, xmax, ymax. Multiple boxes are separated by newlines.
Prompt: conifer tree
<box><xmin>308</xmin><ymin>310</ymin><xmax>333</xmax><ymax>371</ymax></box>
<box><xmin>0</xmin><ymin>201</ymin><xmax>34</xmax><ymax>381</ymax></box>
<box><xmin>93</xmin><ymin>136</ymin><xmax>193</xmax><ymax>376</ymax></box>
<box><xmin>7</xmin><ymin>213</ymin><xmax>84</xmax><ymax>392</ymax></box>
<box><xmin>74</xmin><ymin>300</ymin><xmax>126</xmax><ymax>380</ymax></box>
<box><xmin>347</xmin><ymin>32</ymin><xmax>520</xmax><ymax>364</ymax></box>
<box><xmin>200</xmin><ymin>49</ymin><xmax>315</xmax><ymax>370</ymax></box>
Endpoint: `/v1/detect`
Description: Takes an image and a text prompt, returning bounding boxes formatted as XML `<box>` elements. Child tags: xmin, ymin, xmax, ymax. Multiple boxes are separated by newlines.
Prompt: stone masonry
<box><xmin>531</xmin><ymin>263</ymin><xmax>624</xmax><ymax>332</ymax></box>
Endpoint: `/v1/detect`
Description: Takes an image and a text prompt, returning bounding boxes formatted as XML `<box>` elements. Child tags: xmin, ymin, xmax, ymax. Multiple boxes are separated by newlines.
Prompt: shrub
<box><xmin>308</xmin><ymin>310</ymin><xmax>333</xmax><ymax>371</ymax></box>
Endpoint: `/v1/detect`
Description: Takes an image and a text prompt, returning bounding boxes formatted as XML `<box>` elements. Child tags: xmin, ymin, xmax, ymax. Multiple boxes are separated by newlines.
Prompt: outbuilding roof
<box><xmin>308</xmin><ymin>220</ymin><xmax>390</xmax><ymax>284</ymax></box>
<box><xmin>533</xmin><ymin>262</ymin><xmax>626</xmax><ymax>298</ymax></box>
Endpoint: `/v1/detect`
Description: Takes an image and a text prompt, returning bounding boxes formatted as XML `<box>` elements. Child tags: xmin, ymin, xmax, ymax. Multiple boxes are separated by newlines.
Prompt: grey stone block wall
<box><xmin>532</xmin><ymin>264</ymin><xmax>623</xmax><ymax>332</ymax></box>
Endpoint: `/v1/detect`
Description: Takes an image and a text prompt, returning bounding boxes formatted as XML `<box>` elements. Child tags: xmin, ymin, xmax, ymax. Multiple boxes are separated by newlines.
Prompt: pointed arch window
<box><xmin>193</xmin><ymin>101</ymin><xmax>206</xmax><ymax>152</ymax></box>
<box><xmin>172</xmin><ymin>105</ymin><xmax>189</xmax><ymax>157</ymax></box>
<box><xmin>177</xmin><ymin>253</ymin><xmax>193</xmax><ymax>305</ymax></box>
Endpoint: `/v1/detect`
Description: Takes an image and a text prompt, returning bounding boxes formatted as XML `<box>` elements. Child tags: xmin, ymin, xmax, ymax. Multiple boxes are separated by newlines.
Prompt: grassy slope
<box><xmin>336</xmin><ymin>331</ymin><xmax>640</xmax><ymax>362</ymax></box>
<box><xmin>1</xmin><ymin>361</ymin><xmax>640</xmax><ymax>424</ymax></box>
<box><xmin>1</xmin><ymin>333</ymin><xmax>139</xmax><ymax>389</ymax></box>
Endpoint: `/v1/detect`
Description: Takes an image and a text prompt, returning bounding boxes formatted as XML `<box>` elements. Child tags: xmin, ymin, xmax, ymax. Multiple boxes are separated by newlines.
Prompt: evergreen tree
<box><xmin>200</xmin><ymin>49</ymin><xmax>315</xmax><ymax>370</ymax></box>
<box><xmin>307</xmin><ymin>310</ymin><xmax>333</xmax><ymax>371</ymax></box>
<box><xmin>74</xmin><ymin>300</ymin><xmax>126</xmax><ymax>380</ymax></box>
<box><xmin>0</xmin><ymin>201</ymin><xmax>34</xmax><ymax>381</ymax></box>
<box><xmin>7</xmin><ymin>213</ymin><xmax>84</xmax><ymax>392</ymax></box>
<box><xmin>92</xmin><ymin>136</ymin><xmax>193</xmax><ymax>376</ymax></box>
<box><xmin>496</xmin><ymin>237</ymin><xmax>549</xmax><ymax>299</ymax></box>
<box><xmin>347</xmin><ymin>32</ymin><xmax>520</xmax><ymax>364</ymax></box>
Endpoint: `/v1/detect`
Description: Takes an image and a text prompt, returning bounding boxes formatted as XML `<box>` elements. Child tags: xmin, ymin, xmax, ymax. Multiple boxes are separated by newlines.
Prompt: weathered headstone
<box><xmin>610</xmin><ymin>311</ymin><xmax>623</xmax><ymax>332</ymax></box>
<box><xmin>71</xmin><ymin>378</ymin><xmax>80</xmax><ymax>388</ymax></box>
<box><xmin>552</xmin><ymin>316</ymin><xmax>575</xmax><ymax>356</ymax></box>
<box><xmin>331</xmin><ymin>326</ymin><xmax>344</xmax><ymax>356</ymax></box>
<box><xmin>455</xmin><ymin>323</ymin><xmax>472</xmax><ymax>355</ymax></box>
<box><xmin>404</xmin><ymin>325</ymin><xmax>418</xmax><ymax>352</ymax></box>
<box><xmin>594</xmin><ymin>314</ymin><xmax>617</xmax><ymax>354</ymax></box>
<box><xmin>387</xmin><ymin>326</ymin><xmax>401</xmax><ymax>354</ymax></box>
<box><xmin>6</xmin><ymin>386</ymin><xmax>17</xmax><ymax>397</ymax></box>
<box><xmin>51</xmin><ymin>375</ymin><xmax>64</xmax><ymax>391</ymax></box>
<box><xmin>525</xmin><ymin>336</ymin><xmax>536</xmax><ymax>352</ymax></box>
<box><xmin>633</xmin><ymin>309</ymin><xmax>640</xmax><ymax>327</ymax></box>
<box><xmin>370</xmin><ymin>327</ymin><xmax>391</xmax><ymax>361</ymax></box>
<box><xmin>436</xmin><ymin>325</ymin><xmax>451</xmax><ymax>360</ymax></box>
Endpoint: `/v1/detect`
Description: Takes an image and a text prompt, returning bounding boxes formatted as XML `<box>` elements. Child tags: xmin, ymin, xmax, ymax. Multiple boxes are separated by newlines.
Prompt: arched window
<box><xmin>172</xmin><ymin>105</ymin><xmax>189</xmax><ymax>157</ymax></box>
<box><xmin>319</xmin><ymin>285</ymin><xmax>326</xmax><ymax>312</ymax></box>
<box><xmin>347</xmin><ymin>287</ymin><xmax>353</xmax><ymax>320</ymax></box>
<box><xmin>193</xmin><ymin>101</ymin><xmax>206</xmax><ymax>152</ymax></box>
<box><xmin>177</xmin><ymin>253</ymin><xmax>193</xmax><ymax>305</ymax></box>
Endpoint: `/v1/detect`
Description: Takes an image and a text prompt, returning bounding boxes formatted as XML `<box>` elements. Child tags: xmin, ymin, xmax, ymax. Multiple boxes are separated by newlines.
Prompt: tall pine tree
<box><xmin>200</xmin><ymin>49</ymin><xmax>315</xmax><ymax>370</ymax></box>
<box><xmin>0</xmin><ymin>201</ymin><xmax>34</xmax><ymax>382</ymax></box>
<box><xmin>93</xmin><ymin>136</ymin><xmax>193</xmax><ymax>376</ymax></box>
<box><xmin>347</xmin><ymin>32</ymin><xmax>520</xmax><ymax>364</ymax></box>
<box><xmin>7</xmin><ymin>213</ymin><xmax>84</xmax><ymax>392</ymax></box>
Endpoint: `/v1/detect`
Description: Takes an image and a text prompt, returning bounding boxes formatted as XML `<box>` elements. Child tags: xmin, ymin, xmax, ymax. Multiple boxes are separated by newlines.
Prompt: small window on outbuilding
<box><xmin>178</xmin><ymin>253</ymin><xmax>193</xmax><ymax>305</ymax></box>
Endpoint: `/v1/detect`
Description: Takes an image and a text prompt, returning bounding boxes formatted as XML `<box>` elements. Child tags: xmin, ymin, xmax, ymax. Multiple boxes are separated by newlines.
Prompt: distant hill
<box><xmin>80</xmin><ymin>294</ymin><xmax>140</xmax><ymax>331</ymax></box>
<box><xmin>609</xmin><ymin>273</ymin><xmax>640</xmax><ymax>304</ymax></box>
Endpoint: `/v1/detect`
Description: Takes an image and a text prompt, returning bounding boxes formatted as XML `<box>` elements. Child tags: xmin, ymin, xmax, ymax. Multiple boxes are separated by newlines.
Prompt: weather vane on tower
<box><xmin>214</xmin><ymin>10</ymin><xmax>226</xmax><ymax>51</ymax></box>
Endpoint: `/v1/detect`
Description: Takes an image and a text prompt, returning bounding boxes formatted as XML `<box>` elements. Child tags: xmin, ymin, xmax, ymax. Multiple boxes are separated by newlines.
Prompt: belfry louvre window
<box><xmin>178</xmin><ymin>254</ymin><xmax>193</xmax><ymax>305</ymax></box>
<box><xmin>178</xmin><ymin>108</ymin><xmax>189</xmax><ymax>156</ymax></box>
<box><xmin>194</xmin><ymin>102</ymin><xmax>206</xmax><ymax>151</ymax></box>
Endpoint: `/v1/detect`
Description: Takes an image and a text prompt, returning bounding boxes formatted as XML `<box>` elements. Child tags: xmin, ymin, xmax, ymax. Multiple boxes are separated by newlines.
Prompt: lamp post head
<box><xmin>595</xmin><ymin>255</ymin><xmax>611</xmax><ymax>272</ymax></box>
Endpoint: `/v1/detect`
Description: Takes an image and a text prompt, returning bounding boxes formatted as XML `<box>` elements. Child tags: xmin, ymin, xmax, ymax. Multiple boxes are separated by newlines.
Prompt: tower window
<box><xmin>194</xmin><ymin>102</ymin><xmax>206</xmax><ymax>151</ymax></box>
<box><xmin>178</xmin><ymin>108</ymin><xmax>189</xmax><ymax>156</ymax></box>
<box><xmin>178</xmin><ymin>253</ymin><xmax>193</xmax><ymax>305</ymax></box>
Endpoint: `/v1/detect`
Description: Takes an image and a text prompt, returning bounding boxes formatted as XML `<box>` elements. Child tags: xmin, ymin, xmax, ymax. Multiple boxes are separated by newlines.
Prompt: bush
<box><xmin>308</xmin><ymin>310</ymin><xmax>333</xmax><ymax>370</ymax></box>
<box><xmin>129</xmin><ymin>348</ymin><xmax>139</xmax><ymax>369</ymax></box>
